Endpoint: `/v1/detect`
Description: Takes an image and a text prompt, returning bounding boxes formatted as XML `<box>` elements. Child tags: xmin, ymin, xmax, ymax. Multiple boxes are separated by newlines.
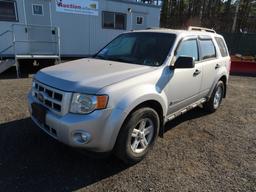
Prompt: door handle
<box><xmin>215</xmin><ymin>64</ymin><xmax>220</xmax><ymax>69</ymax></box>
<box><xmin>193</xmin><ymin>69</ymin><xmax>201</xmax><ymax>76</ymax></box>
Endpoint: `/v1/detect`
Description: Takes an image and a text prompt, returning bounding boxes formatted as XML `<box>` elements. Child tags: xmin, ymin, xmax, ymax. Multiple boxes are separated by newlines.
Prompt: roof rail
<box><xmin>188</xmin><ymin>26</ymin><xmax>216</xmax><ymax>33</ymax></box>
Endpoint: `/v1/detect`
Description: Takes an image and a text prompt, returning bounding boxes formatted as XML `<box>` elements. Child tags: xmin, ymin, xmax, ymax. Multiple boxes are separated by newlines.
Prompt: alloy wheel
<box><xmin>130</xmin><ymin>118</ymin><xmax>154</xmax><ymax>154</ymax></box>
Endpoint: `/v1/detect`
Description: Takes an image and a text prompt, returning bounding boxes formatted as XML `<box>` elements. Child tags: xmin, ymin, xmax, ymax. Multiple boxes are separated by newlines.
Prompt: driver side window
<box><xmin>176</xmin><ymin>39</ymin><xmax>199</xmax><ymax>61</ymax></box>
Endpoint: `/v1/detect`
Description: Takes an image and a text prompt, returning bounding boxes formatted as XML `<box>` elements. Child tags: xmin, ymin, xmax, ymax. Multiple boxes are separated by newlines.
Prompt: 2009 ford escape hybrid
<box><xmin>28</xmin><ymin>27</ymin><xmax>230</xmax><ymax>164</ymax></box>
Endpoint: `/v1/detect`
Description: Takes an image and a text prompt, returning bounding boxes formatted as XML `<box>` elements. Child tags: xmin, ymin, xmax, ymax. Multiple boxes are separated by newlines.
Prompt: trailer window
<box><xmin>102</xmin><ymin>12</ymin><xmax>114</xmax><ymax>28</ymax></box>
<box><xmin>115</xmin><ymin>13</ymin><xmax>126</xmax><ymax>29</ymax></box>
<box><xmin>32</xmin><ymin>4</ymin><xmax>43</xmax><ymax>16</ymax></box>
<box><xmin>102</xmin><ymin>11</ymin><xmax>126</xmax><ymax>30</ymax></box>
<box><xmin>0</xmin><ymin>0</ymin><xmax>18</xmax><ymax>22</ymax></box>
<box><xmin>136</xmin><ymin>16</ymin><xmax>144</xmax><ymax>25</ymax></box>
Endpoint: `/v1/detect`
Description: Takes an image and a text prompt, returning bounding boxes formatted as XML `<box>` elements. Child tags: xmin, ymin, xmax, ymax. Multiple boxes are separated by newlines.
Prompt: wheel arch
<box><xmin>208</xmin><ymin>74</ymin><xmax>228</xmax><ymax>99</ymax></box>
<box><xmin>128</xmin><ymin>100</ymin><xmax>164</xmax><ymax>132</ymax></box>
<box><xmin>112</xmin><ymin>99</ymin><xmax>165</xmax><ymax>151</ymax></box>
<box><xmin>219</xmin><ymin>75</ymin><xmax>227</xmax><ymax>98</ymax></box>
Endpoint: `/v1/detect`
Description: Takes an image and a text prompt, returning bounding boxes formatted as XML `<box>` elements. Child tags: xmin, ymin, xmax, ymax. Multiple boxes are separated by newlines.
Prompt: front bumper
<box><xmin>27</xmin><ymin>91</ymin><xmax>119</xmax><ymax>152</ymax></box>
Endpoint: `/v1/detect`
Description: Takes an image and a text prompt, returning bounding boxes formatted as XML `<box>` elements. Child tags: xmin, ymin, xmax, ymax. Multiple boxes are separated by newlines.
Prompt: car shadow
<box><xmin>0</xmin><ymin>118</ymin><xmax>130</xmax><ymax>192</ymax></box>
<box><xmin>164</xmin><ymin>106</ymin><xmax>211</xmax><ymax>132</ymax></box>
<box><xmin>0</xmin><ymin>107</ymin><xmax>210</xmax><ymax>191</ymax></box>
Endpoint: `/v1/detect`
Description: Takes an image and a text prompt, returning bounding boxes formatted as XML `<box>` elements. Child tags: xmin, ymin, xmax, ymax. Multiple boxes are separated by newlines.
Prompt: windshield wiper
<box><xmin>107</xmin><ymin>56</ymin><xmax>136</xmax><ymax>64</ymax></box>
<box><xmin>95</xmin><ymin>55</ymin><xmax>107</xmax><ymax>60</ymax></box>
<box><xmin>109</xmin><ymin>58</ymin><xmax>127</xmax><ymax>63</ymax></box>
<box><xmin>95</xmin><ymin>55</ymin><xmax>138</xmax><ymax>64</ymax></box>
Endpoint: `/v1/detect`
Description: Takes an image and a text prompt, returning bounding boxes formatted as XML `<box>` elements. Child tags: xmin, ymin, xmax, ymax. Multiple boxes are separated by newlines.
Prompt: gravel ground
<box><xmin>0</xmin><ymin>73</ymin><xmax>255</xmax><ymax>192</ymax></box>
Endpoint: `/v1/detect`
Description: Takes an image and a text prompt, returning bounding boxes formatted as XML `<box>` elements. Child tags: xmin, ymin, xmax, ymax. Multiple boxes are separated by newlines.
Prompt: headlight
<box><xmin>70</xmin><ymin>93</ymin><xmax>108</xmax><ymax>114</ymax></box>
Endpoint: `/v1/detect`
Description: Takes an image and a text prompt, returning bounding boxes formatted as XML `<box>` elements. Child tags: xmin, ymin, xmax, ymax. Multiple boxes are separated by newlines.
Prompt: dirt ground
<box><xmin>0</xmin><ymin>71</ymin><xmax>255</xmax><ymax>192</ymax></box>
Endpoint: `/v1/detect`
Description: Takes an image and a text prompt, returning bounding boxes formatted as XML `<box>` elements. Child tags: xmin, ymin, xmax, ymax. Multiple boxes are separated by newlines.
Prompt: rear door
<box><xmin>214</xmin><ymin>36</ymin><xmax>231</xmax><ymax>74</ymax></box>
<box><xmin>166</xmin><ymin>36</ymin><xmax>203</xmax><ymax>114</ymax></box>
<box><xmin>198</xmin><ymin>37</ymin><xmax>218</xmax><ymax>95</ymax></box>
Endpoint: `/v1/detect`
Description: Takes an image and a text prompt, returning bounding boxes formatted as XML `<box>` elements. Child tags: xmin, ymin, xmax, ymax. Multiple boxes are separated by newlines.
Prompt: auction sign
<box><xmin>55</xmin><ymin>0</ymin><xmax>99</xmax><ymax>16</ymax></box>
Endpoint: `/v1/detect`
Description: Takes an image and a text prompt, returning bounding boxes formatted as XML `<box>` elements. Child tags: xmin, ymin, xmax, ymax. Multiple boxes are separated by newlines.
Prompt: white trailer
<box><xmin>0</xmin><ymin>0</ymin><xmax>160</xmax><ymax>77</ymax></box>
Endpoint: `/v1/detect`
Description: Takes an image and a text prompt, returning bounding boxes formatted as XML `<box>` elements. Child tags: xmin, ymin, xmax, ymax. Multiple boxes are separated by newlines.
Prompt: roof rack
<box><xmin>188</xmin><ymin>26</ymin><xmax>216</xmax><ymax>33</ymax></box>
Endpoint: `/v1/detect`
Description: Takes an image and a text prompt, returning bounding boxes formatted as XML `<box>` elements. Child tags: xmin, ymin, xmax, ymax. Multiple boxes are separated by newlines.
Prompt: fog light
<box><xmin>73</xmin><ymin>131</ymin><xmax>91</xmax><ymax>144</ymax></box>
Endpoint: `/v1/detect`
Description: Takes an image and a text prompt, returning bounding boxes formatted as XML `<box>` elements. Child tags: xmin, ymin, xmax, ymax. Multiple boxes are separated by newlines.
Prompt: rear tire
<box><xmin>204</xmin><ymin>81</ymin><xmax>224</xmax><ymax>113</ymax></box>
<box><xmin>115</xmin><ymin>107</ymin><xmax>160</xmax><ymax>165</ymax></box>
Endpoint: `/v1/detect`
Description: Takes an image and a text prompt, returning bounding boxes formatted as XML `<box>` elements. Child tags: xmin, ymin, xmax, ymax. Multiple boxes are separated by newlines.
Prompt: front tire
<box><xmin>115</xmin><ymin>107</ymin><xmax>160</xmax><ymax>164</ymax></box>
<box><xmin>204</xmin><ymin>81</ymin><xmax>224</xmax><ymax>113</ymax></box>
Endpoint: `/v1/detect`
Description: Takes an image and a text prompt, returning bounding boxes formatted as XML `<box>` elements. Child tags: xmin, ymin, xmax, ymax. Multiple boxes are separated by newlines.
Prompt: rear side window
<box><xmin>215</xmin><ymin>37</ymin><xmax>229</xmax><ymax>57</ymax></box>
<box><xmin>199</xmin><ymin>39</ymin><xmax>216</xmax><ymax>60</ymax></box>
<box><xmin>176</xmin><ymin>39</ymin><xmax>199</xmax><ymax>61</ymax></box>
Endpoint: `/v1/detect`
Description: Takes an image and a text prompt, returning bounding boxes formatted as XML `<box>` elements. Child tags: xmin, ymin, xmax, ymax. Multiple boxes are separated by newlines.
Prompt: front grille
<box><xmin>33</xmin><ymin>81</ymin><xmax>64</xmax><ymax>113</ymax></box>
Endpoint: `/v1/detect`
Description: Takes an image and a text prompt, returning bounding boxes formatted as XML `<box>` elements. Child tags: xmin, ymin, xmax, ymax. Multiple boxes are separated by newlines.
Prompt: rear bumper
<box><xmin>27</xmin><ymin>91</ymin><xmax>121</xmax><ymax>152</ymax></box>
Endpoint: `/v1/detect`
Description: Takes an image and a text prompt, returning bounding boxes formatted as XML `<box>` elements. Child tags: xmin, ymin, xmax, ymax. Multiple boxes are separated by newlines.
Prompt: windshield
<box><xmin>95</xmin><ymin>32</ymin><xmax>176</xmax><ymax>66</ymax></box>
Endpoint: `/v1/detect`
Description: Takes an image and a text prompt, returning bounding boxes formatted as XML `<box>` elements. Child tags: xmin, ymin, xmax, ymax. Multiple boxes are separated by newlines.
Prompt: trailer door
<box><xmin>25</xmin><ymin>0</ymin><xmax>51</xmax><ymax>26</ymax></box>
<box><xmin>23</xmin><ymin>0</ymin><xmax>55</xmax><ymax>55</ymax></box>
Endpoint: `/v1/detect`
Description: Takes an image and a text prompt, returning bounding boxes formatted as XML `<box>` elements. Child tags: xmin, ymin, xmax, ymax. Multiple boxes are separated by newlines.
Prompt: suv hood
<box><xmin>35</xmin><ymin>58</ymin><xmax>155</xmax><ymax>94</ymax></box>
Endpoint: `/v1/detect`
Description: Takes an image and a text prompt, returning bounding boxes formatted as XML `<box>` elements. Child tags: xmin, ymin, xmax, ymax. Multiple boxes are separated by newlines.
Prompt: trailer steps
<box><xmin>0</xmin><ymin>59</ymin><xmax>16</xmax><ymax>74</ymax></box>
<box><xmin>0</xmin><ymin>24</ymin><xmax>61</xmax><ymax>78</ymax></box>
<box><xmin>0</xmin><ymin>55</ymin><xmax>60</xmax><ymax>78</ymax></box>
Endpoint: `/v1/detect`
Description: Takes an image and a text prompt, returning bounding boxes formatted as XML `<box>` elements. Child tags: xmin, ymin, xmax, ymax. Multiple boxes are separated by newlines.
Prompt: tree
<box><xmin>160</xmin><ymin>0</ymin><xmax>256</xmax><ymax>32</ymax></box>
<box><xmin>160</xmin><ymin>0</ymin><xmax>170</xmax><ymax>27</ymax></box>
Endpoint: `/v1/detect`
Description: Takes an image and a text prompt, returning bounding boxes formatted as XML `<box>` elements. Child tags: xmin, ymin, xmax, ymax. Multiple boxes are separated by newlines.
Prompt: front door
<box><xmin>166</xmin><ymin>37</ymin><xmax>203</xmax><ymax>115</ymax></box>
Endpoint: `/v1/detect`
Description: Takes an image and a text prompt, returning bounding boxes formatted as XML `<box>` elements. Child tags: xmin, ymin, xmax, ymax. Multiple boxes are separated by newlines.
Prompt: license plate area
<box><xmin>31</xmin><ymin>103</ymin><xmax>47</xmax><ymax>125</ymax></box>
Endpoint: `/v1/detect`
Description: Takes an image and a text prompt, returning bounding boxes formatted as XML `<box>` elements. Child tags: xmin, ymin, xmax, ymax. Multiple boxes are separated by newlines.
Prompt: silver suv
<box><xmin>28</xmin><ymin>27</ymin><xmax>230</xmax><ymax>164</ymax></box>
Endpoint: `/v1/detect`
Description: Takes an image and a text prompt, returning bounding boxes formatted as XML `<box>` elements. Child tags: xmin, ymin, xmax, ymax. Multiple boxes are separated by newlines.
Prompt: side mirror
<box><xmin>171</xmin><ymin>56</ymin><xmax>195</xmax><ymax>69</ymax></box>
